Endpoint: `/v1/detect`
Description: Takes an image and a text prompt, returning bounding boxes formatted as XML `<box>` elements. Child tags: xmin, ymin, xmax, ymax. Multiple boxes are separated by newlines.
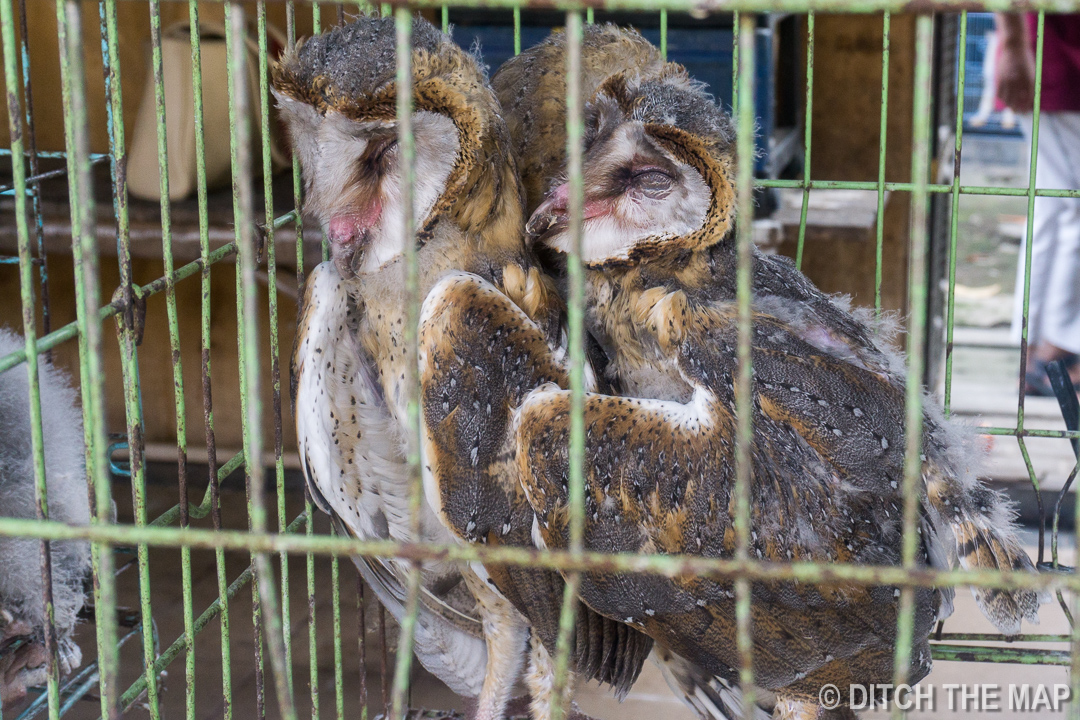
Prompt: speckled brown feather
<box><xmin>278</xmin><ymin>14</ymin><xmax>655</xmax><ymax>700</ymax></box>
<box><xmin>419</xmin><ymin>273</ymin><xmax>653</xmax><ymax>696</ymax></box>
<box><xmin>515</xmin><ymin>299</ymin><xmax>942</xmax><ymax>700</ymax></box>
<box><xmin>521</xmin><ymin>264</ymin><xmax>1040</xmax><ymax>705</ymax></box>
<box><xmin>506</xmin><ymin>27</ymin><xmax>1037</xmax><ymax>708</ymax></box>
<box><xmin>506</xmin><ymin>27</ymin><xmax>1039</xmax><ymax>647</ymax></box>
<box><xmin>279</xmin><ymin>17</ymin><xmax>658</xmax><ymax>705</ymax></box>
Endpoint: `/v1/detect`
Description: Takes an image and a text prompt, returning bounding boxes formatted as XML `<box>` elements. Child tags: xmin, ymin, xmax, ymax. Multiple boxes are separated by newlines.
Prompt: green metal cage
<box><xmin>1</xmin><ymin>1</ymin><xmax>1079</xmax><ymax>719</ymax></box>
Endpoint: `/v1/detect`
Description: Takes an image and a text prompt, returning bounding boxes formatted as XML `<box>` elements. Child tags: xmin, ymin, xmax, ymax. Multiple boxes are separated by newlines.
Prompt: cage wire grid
<box><xmin>1</xmin><ymin>1</ymin><xmax>1080</xmax><ymax>720</ymax></box>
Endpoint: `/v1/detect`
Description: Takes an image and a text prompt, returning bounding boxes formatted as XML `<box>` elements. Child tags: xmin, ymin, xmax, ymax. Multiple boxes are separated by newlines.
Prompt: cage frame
<box><xmin>2</xmin><ymin>1</ymin><xmax>1080</xmax><ymax>720</ymax></box>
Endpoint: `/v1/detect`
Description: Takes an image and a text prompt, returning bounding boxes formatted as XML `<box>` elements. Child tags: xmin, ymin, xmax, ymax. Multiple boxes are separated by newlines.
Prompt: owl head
<box><xmin>272</xmin><ymin>15</ymin><xmax>521</xmax><ymax>278</ymax></box>
<box><xmin>492</xmin><ymin>24</ymin><xmax>667</xmax><ymax>217</ymax></box>
<box><xmin>510</xmin><ymin>28</ymin><xmax>738</xmax><ymax>268</ymax></box>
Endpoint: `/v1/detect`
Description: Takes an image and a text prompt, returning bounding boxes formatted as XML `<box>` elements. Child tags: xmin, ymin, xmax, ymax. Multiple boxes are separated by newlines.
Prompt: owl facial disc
<box><xmin>526</xmin><ymin>121</ymin><xmax>709</xmax><ymax>265</ymax></box>
<box><xmin>272</xmin><ymin>90</ymin><xmax>460</xmax><ymax>278</ymax></box>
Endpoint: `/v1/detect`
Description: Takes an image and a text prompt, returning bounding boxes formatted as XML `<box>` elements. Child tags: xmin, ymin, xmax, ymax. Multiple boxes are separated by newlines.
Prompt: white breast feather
<box><xmin>295</xmin><ymin>265</ymin><xmax>404</xmax><ymax>544</ymax></box>
<box><xmin>297</xmin><ymin>264</ymin><xmax>459</xmax><ymax>555</ymax></box>
<box><xmin>295</xmin><ymin>263</ymin><xmax>487</xmax><ymax>696</ymax></box>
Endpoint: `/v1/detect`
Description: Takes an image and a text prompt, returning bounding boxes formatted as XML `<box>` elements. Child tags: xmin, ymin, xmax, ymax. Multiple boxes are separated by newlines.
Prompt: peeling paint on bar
<box><xmin>734</xmin><ymin>16</ymin><xmax>756</xmax><ymax>717</ymax></box>
<box><xmin>550</xmin><ymin>13</ymin><xmax>586</xmax><ymax>720</ymax></box>
<box><xmin>388</xmin><ymin>10</ymin><xmax>424</xmax><ymax>720</ymax></box>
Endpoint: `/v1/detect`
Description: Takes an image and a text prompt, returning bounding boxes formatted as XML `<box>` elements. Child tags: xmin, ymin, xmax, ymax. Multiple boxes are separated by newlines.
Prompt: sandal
<box><xmin>1025</xmin><ymin>353</ymin><xmax>1080</xmax><ymax>397</ymax></box>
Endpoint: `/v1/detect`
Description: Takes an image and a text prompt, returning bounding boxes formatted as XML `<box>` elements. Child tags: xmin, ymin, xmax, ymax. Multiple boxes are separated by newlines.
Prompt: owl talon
<box><xmin>0</xmin><ymin>638</ymin><xmax>48</xmax><ymax>709</ymax></box>
<box><xmin>772</xmin><ymin>697</ymin><xmax>857</xmax><ymax>720</ymax></box>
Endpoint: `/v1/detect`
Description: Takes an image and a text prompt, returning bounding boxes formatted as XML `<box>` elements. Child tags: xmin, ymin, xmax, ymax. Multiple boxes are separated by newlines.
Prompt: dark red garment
<box><xmin>1028</xmin><ymin>13</ymin><xmax>1080</xmax><ymax>112</ymax></box>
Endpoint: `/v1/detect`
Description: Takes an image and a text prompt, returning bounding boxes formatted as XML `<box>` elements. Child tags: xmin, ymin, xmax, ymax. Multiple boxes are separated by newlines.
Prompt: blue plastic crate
<box><xmin>959</xmin><ymin>12</ymin><xmax>1024</xmax><ymax>137</ymax></box>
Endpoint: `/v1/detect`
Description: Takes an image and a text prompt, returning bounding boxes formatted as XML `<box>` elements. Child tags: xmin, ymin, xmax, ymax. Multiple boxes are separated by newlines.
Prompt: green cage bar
<box><xmin>54</xmin><ymin>0</ymin><xmax>122</xmax><ymax>716</ymax></box>
<box><xmin>733</xmin><ymin>13</ymin><xmax>756</xmax><ymax>717</ymax></box>
<box><xmin>890</xmin><ymin>14</ymin><xmax>933</xmax><ymax>719</ymax></box>
<box><xmin>224</xmin><ymin>5</ymin><xmax>296</xmax><ymax>720</ymax></box>
<box><xmin>2</xmin><ymin>0</ymin><xmax>61</xmax><ymax>714</ymax></box>
<box><xmin>874</xmin><ymin>11</ymin><xmax>891</xmax><ymax>314</ymax></box>
<box><xmin>1016</xmin><ymin>10</ymin><xmax>1047</xmax><ymax>437</ymax></box>
<box><xmin>548</xmin><ymin>12</ymin><xmax>586</xmax><ymax>720</ymax></box>
<box><xmin>942</xmin><ymin>10</ymin><xmax>968</xmax><ymax>415</ymax></box>
<box><xmin>387</xmin><ymin>10</ymin><xmax>423</xmax><ymax>720</ymax></box>
<box><xmin>0</xmin><ymin>513</ymin><xmax>1076</xmax><ymax>593</ymax></box>
<box><xmin>284</xmin><ymin>1</ymin><xmax>301</xmax><ymax>707</ymax></box>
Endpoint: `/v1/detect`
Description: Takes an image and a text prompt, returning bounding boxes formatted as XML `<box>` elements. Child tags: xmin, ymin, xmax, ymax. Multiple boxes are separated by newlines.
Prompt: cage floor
<box><xmin>4</xmin><ymin>474</ymin><xmax>1070</xmax><ymax>720</ymax></box>
<box><xmin>5</xmin><ymin>470</ymin><xmax>698</xmax><ymax>720</ymax></box>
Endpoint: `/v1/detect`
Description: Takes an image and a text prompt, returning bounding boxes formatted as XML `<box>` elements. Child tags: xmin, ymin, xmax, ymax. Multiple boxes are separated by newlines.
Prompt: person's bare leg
<box><xmin>1033</xmin><ymin>342</ymin><xmax>1074</xmax><ymax>362</ymax></box>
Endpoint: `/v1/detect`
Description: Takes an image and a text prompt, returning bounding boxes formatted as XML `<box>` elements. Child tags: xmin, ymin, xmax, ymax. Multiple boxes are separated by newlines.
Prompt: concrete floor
<box><xmin>946</xmin><ymin>327</ymin><xmax>1079</xmax><ymax>493</ymax></box>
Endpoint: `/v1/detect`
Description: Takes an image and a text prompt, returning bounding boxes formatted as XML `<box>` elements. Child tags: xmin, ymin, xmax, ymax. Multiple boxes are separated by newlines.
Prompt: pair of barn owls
<box><xmin>275</xmin><ymin>16</ymin><xmax>1041</xmax><ymax>720</ymax></box>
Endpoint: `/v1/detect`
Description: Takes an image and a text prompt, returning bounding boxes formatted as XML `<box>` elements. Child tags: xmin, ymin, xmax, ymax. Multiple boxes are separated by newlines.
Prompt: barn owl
<box><xmin>495</xmin><ymin>26</ymin><xmax>778</xmax><ymax>720</ymax></box>
<box><xmin>0</xmin><ymin>328</ymin><xmax>91</xmax><ymax>707</ymax></box>
<box><xmin>498</xmin><ymin>25</ymin><xmax>1042</xmax><ymax>720</ymax></box>
<box><xmin>273</xmin><ymin>16</ymin><xmax>650</xmax><ymax>720</ymax></box>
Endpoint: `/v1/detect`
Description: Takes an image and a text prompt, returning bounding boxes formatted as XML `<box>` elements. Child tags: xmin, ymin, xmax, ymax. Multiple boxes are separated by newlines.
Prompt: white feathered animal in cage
<box><xmin>0</xmin><ymin>328</ymin><xmax>91</xmax><ymax>707</ymax></box>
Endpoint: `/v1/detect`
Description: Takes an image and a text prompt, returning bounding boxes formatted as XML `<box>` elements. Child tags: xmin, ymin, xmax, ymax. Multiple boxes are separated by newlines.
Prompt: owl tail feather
<box><xmin>329</xmin><ymin>516</ymin><xmax>489</xmax><ymax>698</ymax></box>
<box><xmin>652</xmin><ymin>644</ymin><xmax>773</xmax><ymax>720</ymax></box>
<box><xmin>952</xmin><ymin>518</ymin><xmax>1045</xmax><ymax>636</ymax></box>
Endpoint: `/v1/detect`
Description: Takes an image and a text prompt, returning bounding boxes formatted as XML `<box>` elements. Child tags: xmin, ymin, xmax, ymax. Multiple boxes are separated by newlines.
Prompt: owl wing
<box><xmin>738</xmin><ymin>312</ymin><xmax>1039</xmax><ymax>635</ymax></box>
<box><xmin>514</xmin><ymin>305</ymin><xmax>940</xmax><ymax>696</ymax></box>
<box><xmin>675</xmin><ymin>294</ymin><xmax>1037</xmax><ymax>639</ymax></box>
<box><xmin>418</xmin><ymin>270</ymin><xmax>652</xmax><ymax>696</ymax></box>
<box><xmin>293</xmin><ymin>262</ymin><xmax>487</xmax><ymax>697</ymax></box>
<box><xmin>748</xmin><ymin>258</ymin><xmax>1041</xmax><ymax>632</ymax></box>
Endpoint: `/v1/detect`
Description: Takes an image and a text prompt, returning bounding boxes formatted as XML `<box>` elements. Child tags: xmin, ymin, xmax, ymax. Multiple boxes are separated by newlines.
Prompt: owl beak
<box><xmin>327</xmin><ymin>203</ymin><xmax>382</xmax><ymax>254</ymax></box>
<box><xmin>525</xmin><ymin>193</ymin><xmax>569</xmax><ymax>246</ymax></box>
<box><xmin>527</xmin><ymin>182</ymin><xmax>613</xmax><ymax>248</ymax></box>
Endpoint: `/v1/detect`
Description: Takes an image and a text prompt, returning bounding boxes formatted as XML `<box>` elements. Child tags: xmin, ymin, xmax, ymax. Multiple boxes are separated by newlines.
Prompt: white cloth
<box><xmin>1011</xmin><ymin>112</ymin><xmax>1080</xmax><ymax>355</ymax></box>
